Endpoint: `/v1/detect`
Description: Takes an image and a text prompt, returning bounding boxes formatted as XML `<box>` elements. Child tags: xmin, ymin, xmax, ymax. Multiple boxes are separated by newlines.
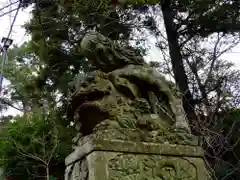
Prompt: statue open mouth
<box><xmin>71</xmin><ymin>90</ymin><xmax>110</xmax><ymax>135</ymax></box>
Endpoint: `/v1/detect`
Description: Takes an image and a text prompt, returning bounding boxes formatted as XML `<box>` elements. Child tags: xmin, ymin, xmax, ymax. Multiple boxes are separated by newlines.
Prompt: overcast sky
<box><xmin>0</xmin><ymin>0</ymin><xmax>240</xmax><ymax>115</ymax></box>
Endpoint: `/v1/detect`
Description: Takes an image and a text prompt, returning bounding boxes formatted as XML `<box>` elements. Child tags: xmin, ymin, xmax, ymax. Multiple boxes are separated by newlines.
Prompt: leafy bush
<box><xmin>0</xmin><ymin>109</ymin><xmax>74</xmax><ymax>180</ymax></box>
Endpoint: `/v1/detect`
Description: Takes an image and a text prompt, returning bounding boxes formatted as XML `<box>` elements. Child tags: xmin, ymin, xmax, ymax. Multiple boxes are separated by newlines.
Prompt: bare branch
<box><xmin>0</xmin><ymin>98</ymin><xmax>24</xmax><ymax>112</ymax></box>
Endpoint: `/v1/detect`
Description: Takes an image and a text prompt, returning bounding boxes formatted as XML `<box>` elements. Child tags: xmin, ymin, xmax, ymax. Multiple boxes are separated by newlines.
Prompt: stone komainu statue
<box><xmin>65</xmin><ymin>31</ymin><xmax>207</xmax><ymax>180</ymax></box>
<box><xmin>68</xmin><ymin>31</ymin><xmax>197</xmax><ymax>148</ymax></box>
<box><xmin>80</xmin><ymin>31</ymin><xmax>145</xmax><ymax>72</ymax></box>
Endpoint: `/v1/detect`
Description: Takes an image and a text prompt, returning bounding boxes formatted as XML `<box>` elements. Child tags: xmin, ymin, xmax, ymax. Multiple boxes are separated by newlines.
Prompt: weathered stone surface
<box><xmin>73</xmin><ymin>128</ymin><xmax>201</xmax><ymax>149</ymax></box>
<box><xmin>80</xmin><ymin>31</ymin><xmax>146</xmax><ymax>73</ymax></box>
<box><xmin>107</xmin><ymin>155</ymin><xmax>198</xmax><ymax>180</ymax></box>
<box><xmin>68</xmin><ymin>32</ymin><xmax>192</xmax><ymax>145</ymax></box>
<box><xmin>66</xmin><ymin>32</ymin><xmax>209</xmax><ymax>180</ymax></box>
<box><xmin>65</xmin><ymin>157</ymin><xmax>88</xmax><ymax>180</ymax></box>
<box><xmin>68</xmin><ymin>65</ymin><xmax>192</xmax><ymax>148</ymax></box>
<box><xmin>65</xmin><ymin>139</ymin><xmax>208</xmax><ymax>180</ymax></box>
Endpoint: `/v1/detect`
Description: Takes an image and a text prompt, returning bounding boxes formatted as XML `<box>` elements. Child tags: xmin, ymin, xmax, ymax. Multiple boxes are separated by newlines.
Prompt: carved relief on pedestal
<box><xmin>108</xmin><ymin>154</ymin><xmax>197</xmax><ymax>180</ymax></box>
<box><xmin>65</xmin><ymin>158</ymin><xmax>88</xmax><ymax>180</ymax></box>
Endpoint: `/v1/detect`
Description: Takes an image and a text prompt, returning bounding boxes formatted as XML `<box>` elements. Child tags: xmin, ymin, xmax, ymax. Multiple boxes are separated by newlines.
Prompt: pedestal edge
<box><xmin>65</xmin><ymin>138</ymin><xmax>204</xmax><ymax>166</ymax></box>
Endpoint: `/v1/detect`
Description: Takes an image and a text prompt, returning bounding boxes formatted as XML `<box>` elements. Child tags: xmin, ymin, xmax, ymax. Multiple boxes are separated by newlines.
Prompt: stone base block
<box><xmin>65</xmin><ymin>139</ymin><xmax>208</xmax><ymax>180</ymax></box>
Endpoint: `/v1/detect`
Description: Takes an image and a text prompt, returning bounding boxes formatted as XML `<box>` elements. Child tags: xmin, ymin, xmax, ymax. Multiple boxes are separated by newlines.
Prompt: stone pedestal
<box><xmin>65</xmin><ymin>138</ymin><xmax>208</xmax><ymax>180</ymax></box>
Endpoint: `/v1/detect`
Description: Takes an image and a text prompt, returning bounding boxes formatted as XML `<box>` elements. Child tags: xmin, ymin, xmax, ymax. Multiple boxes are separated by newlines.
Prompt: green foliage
<box><xmin>22</xmin><ymin>0</ymin><xmax>134</xmax><ymax>98</ymax></box>
<box><xmin>123</xmin><ymin>0</ymin><xmax>240</xmax><ymax>37</ymax></box>
<box><xmin>0</xmin><ymin>42</ymin><xmax>43</xmax><ymax>112</ymax></box>
<box><xmin>0</xmin><ymin>109</ymin><xmax>74</xmax><ymax>179</ymax></box>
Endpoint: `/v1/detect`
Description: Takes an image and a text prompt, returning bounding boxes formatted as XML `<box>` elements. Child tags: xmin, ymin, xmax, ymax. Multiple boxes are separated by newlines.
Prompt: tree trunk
<box><xmin>22</xmin><ymin>100</ymin><xmax>30</xmax><ymax>113</ymax></box>
<box><xmin>160</xmin><ymin>0</ymin><xmax>198</xmax><ymax>131</ymax></box>
<box><xmin>46</xmin><ymin>165</ymin><xmax>49</xmax><ymax>180</ymax></box>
